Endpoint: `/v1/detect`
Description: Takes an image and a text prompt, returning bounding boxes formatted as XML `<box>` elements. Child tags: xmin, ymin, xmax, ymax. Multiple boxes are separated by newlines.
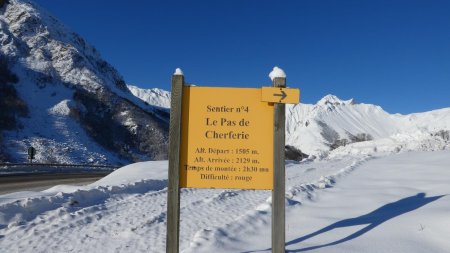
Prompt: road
<box><xmin>0</xmin><ymin>173</ymin><xmax>109</xmax><ymax>195</ymax></box>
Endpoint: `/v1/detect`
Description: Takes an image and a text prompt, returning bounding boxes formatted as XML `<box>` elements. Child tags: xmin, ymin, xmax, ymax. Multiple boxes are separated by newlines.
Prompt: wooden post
<box><xmin>272</xmin><ymin>77</ymin><xmax>286</xmax><ymax>253</ymax></box>
<box><xmin>166</xmin><ymin>72</ymin><xmax>184</xmax><ymax>253</ymax></box>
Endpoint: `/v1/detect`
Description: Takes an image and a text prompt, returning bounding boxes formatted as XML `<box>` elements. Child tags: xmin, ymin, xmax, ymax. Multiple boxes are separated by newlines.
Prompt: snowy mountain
<box><xmin>0</xmin><ymin>0</ymin><xmax>169</xmax><ymax>164</ymax></box>
<box><xmin>127</xmin><ymin>84</ymin><xmax>171</xmax><ymax>109</ymax></box>
<box><xmin>1</xmin><ymin>0</ymin><xmax>448</xmax><ymax>165</ymax></box>
<box><xmin>286</xmin><ymin>95</ymin><xmax>450</xmax><ymax>158</ymax></box>
<box><xmin>128</xmin><ymin>84</ymin><xmax>450</xmax><ymax>159</ymax></box>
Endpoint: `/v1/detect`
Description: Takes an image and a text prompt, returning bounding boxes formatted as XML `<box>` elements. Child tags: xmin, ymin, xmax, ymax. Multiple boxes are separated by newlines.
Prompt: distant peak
<box><xmin>317</xmin><ymin>94</ymin><xmax>355</xmax><ymax>106</ymax></box>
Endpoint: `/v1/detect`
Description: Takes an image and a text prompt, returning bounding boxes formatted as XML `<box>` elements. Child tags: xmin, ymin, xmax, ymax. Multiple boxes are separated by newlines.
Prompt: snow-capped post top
<box><xmin>269</xmin><ymin>66</ymin><xmax>286</xmax><ymax>81</ymax></box>
<box><xmin>174</xmin><ymin>68</ymin><xmax>184</xmax><ymax>76</ymax></box>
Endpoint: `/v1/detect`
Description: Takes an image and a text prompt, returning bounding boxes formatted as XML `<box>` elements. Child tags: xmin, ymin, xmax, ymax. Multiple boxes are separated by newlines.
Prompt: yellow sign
<box><xmin>180</xmin><ymin>86</ymin><xmax>274</xmax><ymax>190</ymax></box>
<box><xmin>261</xmin><ymin>87</ymin><xmax>300</xmax><ymax>104</ymax></box>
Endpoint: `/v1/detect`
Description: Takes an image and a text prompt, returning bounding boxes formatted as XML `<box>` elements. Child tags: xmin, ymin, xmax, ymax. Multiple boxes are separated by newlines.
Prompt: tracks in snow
<box><xmin>0</xmin><ymin>156</ymin><xmax>372</xmax><ymax>253</ymax></box>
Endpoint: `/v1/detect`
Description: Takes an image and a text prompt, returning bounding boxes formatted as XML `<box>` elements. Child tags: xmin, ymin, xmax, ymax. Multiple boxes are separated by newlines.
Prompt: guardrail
<box><xmin>0</xmin><ymin>163</ymin><xmax>121</xmax><ymax>176</ymax></box>
<box><xmin>0</xmin><ymin>163</ymin><xmax>120</xmax><ymax>169</ymax></box>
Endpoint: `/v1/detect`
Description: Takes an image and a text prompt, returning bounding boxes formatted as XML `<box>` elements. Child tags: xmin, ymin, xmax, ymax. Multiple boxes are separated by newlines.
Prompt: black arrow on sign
<box><xmin>273</xmin><ymin>90</ymin><xmax>287</xmax><ymax>100</ymax></box>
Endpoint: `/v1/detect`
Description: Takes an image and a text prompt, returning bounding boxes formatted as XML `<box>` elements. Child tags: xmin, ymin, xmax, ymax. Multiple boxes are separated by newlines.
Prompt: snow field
<box><xmin>0</xmin><ymin>155</ymin><xmax>367</xmax><ymax>252</ymax></box>
<box><xmin>192</xmin><ymin>151</ymin><xmax>450</xmax><ymax>253</ymax></box>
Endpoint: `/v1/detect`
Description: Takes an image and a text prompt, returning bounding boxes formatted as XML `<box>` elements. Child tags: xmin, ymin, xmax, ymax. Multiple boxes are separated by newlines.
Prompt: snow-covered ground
<box><xmin>193</xmin><ymin>151</ymin><xmax>450</xmax><ymax>253</ymax></box>
<box><xmin>1</xmin><ymin>150</ymin><xmax>449</xmax><ymax>252</ymax></box>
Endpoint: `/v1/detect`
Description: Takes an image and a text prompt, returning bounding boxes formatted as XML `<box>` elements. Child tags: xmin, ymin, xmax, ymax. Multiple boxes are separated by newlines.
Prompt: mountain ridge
<box><xmin>1</xmin><ymin>0</ymin><xmax>448</xmax><ymax>164</ymax></box>
<box><xmin>1</xmin><ymin>0</ymin><xmax>169</xmax><ymax>164</ymax></box>
<box><xmin>129</xmin><ymin>84</ymin><xmax>450</xmax><ymax>158</ymax></box>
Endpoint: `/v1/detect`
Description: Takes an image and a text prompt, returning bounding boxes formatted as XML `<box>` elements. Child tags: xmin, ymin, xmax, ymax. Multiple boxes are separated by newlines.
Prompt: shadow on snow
<box><xmin>243</xmin><ymin>192</ymin><xmax>445</xmax><ymax>253</ymax></box>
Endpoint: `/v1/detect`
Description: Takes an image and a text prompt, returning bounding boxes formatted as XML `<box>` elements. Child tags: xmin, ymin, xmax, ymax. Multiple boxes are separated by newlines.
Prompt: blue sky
<box><xmin>34</xmin><ymin>0</ymin><xmax>450</xmax><ymax>114</ymax></box>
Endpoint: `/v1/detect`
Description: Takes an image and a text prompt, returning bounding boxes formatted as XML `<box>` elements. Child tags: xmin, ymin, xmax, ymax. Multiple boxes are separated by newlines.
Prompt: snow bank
<box><xmin>92</xmin><ymin>161</ymin><xmax>167</xmax><ymax>187</ymax></box>
<box><xmin>0</xmin><ymin>161</ymin><xmax>168</xmax><ymax>228</ymax></box>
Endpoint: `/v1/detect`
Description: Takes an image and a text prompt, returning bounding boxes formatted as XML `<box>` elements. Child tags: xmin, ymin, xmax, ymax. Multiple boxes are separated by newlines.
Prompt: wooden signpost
<box><xmin>166</xmin><ymin>70</ymin><xmax>300</xmax><ymax>253</ymax></box>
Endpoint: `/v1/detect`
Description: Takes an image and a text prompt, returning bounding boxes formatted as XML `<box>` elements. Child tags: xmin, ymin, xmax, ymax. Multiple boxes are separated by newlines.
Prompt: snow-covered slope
<box><xmin>127</xmin><ymin>84</ymin><xmax>171</xmax><ymax>109</ymax></box>
<box><xmin>1</xmin><ymin>0</ymin><xmax>449</xmax><ymax>165</ymax></box>
<box><xmin>1</xmin><ymin>151</ymin><xmax>450</xmax><ymax>252</ymax></box>
<box><xmin>128</xmin><ymin>84</ymin><xmax>450</xmax><ymax>158</ymax></box>
<box><xmin>286</xmin><ymin>95</ymin><xmax>450</xmax><ymax>157</ymax></box>
<box><xmin>0</xmin><ymin>0</ymin><xmax>169</xmax><ymax>164</ymax></box>
<box><xmin>187</xmin><ymin>151</ymin><xmax>450</xmax><ymax>253</ymax></box>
